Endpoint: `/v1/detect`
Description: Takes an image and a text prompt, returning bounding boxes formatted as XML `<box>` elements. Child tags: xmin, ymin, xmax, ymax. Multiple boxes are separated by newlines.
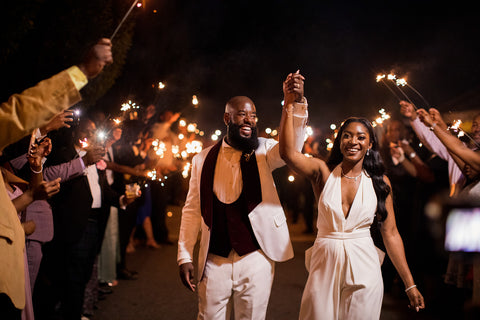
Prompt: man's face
<box><xmin>472</xmin><ymin>115</ymin><xmax>480</xmax><ymax>144</ymax></box>
<box><xmin>76</xmin><ymin>120</ymin><xmax>96</xmax><ymax>141</ymax></box>
<box><xmin>224</xmin><ymin>99</ymin><xmax>259</xmax><ymax>152</ymax></box>
<box><xmin>226</xmin><ymin>100</ymin><xmax>257</xmax><ymax>138</ymax></box>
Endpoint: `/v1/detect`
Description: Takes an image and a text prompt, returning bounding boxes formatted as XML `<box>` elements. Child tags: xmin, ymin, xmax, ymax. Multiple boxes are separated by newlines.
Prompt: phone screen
<box><xmin>444</xmin><ymin>207</ymin><xmax>480</xmax><ymax>252</ymax></box>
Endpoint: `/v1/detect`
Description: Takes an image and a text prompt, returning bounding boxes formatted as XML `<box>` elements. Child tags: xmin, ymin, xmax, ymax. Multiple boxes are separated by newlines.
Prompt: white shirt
<box><xmin>76</xmin><ymin>146</ymin><xmax>102</xmax><ymax>209</ymax></box>
<box><xmin>213</xmin><ymin>140</ymin><xmax>243</xmax><ymax>204</ymax></box>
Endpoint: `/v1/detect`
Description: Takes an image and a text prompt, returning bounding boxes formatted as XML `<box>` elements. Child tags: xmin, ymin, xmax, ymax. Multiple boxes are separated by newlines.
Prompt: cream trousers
<box><xmin>197</xmin><ymin>250</ymin><xmax>275</xmax><ymax>320</ymax></box>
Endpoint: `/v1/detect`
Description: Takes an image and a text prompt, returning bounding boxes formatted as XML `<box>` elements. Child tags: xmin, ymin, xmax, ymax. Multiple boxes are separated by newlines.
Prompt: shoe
<box><xmin>117</xmin><ymin>269</ymin><xmax>138</xmax><ymax>280</ymax></box>
<box><xmin>98</xmin><ymin>286</ymin><xmax>113</xmax><ymax>295</ymax></box>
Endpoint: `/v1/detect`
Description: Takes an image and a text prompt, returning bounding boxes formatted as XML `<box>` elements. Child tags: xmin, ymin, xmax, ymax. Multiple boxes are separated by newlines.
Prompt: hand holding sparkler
<box><xmin>427</xmin><ymin>108</ymin><xmax>448</xmax><ymax>131</ymax></box>
<box><xmin>416</xmin><ymin>108</ymin><xmax>435</xmax><ymax>128</ymax></box>
<box><xmin>78</xmin><ymin>38</ymin><xmax>113</xmax><ymax>79</ymax></box>
<box><xmin>28</xmin><ymin>137</ymin><xmax>52</xmax><ymax>171</ymax></box>
<box><xmin>399</xmin><ymin>101</ymin><xmax>417</xmax><ymax>121</ymax></box>
<box><xmin>29</xmin><ymin>178</ymin><xmax>62</xmax><ymax>201</ymax></box>
<box><xmin>82</xmin><ymin>145</ymin><xmax>105</xmax><ymax>166</ymax></box>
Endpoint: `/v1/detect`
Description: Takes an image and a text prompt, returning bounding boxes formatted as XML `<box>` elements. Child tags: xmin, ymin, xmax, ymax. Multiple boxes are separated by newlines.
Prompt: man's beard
<box><xmin>226</xmin><ymin>122</ymin><xmax>259</xmax><ymax>152</ymax></box>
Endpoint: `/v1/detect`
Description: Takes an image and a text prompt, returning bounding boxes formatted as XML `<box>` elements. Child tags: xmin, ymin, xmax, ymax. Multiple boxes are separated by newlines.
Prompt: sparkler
<box><xmin>386</xmin><ymin>74</ymin><xmax>417</xmax><ymax>109</ymax></box>
<box><xmin>396</xmin><ymin>77</ymin><xmax>431</xmax><ymax>108</ymax></box>
<box><xmin>192</xmin><ymin>95</ymin><xmax>199</xmax><ymax>107</ymax></box>
<box><xmin>79</xmin><ymin>138</ymin><xmax>89</xmax><ymax>148</ymax></box>
<box><xmin>376</xmin><ymin>74</ymin><xmax>402</xmax><ymax>101</ymax></box>
<box><xmin>448</xmin><ymin>119</ymin><xmax>480</xmax><ymax>148</ymax></box>
<box><xmin>27</xmin><ymin>129</ymin><xmax>37</xmax><ymax>155</ymax></box>
<box><xmin>110</xmin><ymin>0</ymin><xmax>142</xmax><ymax>41</ymax></box>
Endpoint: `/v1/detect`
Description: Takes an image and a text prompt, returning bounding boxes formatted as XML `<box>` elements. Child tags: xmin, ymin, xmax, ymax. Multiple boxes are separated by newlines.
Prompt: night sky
<box><xmin>15</xmin><ymin>0</ymin><xmax>480</xmax><ymax>134</ymax></box>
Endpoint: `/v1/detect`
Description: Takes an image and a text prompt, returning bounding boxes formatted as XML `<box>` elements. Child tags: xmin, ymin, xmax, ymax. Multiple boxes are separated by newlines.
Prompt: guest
<box><xmin>400</xmin><ymin>101</ymin><xmax>470</xmax><ymax>196</ymax></box>
<box><xmin>33</xmin><ymin>117</ymin><xmax>132</xmax><ymax>319</ymax></box>
<box><xmin>417</xmin><ymin>108</ymin><xmax>480</xmax><ymax>171</ymax></box>
<box><xmin>5</xmin><ymin>111</ymin><xmax>88</xmax><ymax>292</ymax></box>
<box><xmin>0</xmin><ymin>38</ymin><xmax>112</xmax><ymax>317</ymax></box>
<box><xmin>2</xmin><ymin>140</ymin><xmax>61</xmax><ymax>320</ymax></box>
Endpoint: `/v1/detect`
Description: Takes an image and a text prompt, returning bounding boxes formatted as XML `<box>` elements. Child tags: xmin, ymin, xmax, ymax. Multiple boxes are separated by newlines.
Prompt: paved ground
<box><xmin>91</xmin><ymin>205</ymin><xmax>457</xmax><ymax>320</ymax></box>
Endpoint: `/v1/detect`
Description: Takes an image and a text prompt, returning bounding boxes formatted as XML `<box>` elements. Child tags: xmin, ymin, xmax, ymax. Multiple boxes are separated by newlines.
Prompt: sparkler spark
<box><xmin>192</xmin><ymin>95</ymin><xmax>199</xmax><ymax>107</ymax></box>
<box><xmin>110</xmin><ymin>0</ymin><xmax>141</xmax><ymax>40</ymax></box>
<box><xmin>79</xmin><ymin>138</ymin><xmax>89</xmax><ymax>148</ymax></box>
<box><xmin>375</xmin><ymin>74</ymin><xmax>402</xmax><ymax>101</ymax></box>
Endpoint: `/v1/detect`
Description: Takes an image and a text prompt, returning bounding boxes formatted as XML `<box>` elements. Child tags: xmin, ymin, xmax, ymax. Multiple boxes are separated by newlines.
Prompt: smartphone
<box><xmin>444</xmin><ymin>206</ymin><xmax>480</xmax><ymax>252</ymax></box>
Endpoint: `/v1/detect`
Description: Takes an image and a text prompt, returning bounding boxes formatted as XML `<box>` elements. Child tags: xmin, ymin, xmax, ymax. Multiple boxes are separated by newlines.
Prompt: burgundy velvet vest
<box><xmin>200</xmin><ymin>140</ymin><xmax>262</xmax><ymax>257</ymax></box>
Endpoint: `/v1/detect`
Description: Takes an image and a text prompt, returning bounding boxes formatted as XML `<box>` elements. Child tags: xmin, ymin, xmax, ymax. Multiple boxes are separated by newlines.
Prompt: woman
<box><xmin>279</xmin><ymin>72</ymin><xmax>424</xmax><ymax>319</ymax></box>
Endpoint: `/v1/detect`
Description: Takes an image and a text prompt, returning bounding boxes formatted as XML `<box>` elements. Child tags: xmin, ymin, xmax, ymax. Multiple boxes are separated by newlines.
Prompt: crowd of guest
<box><xmin>1</xmin><ymin>38</ymin><xmax>480</xmax><ymax>320</ymax></box>
<box><xmin>0</xmin><ymin>38</ymin><xmax>199</xmax><ymax>320</ymax></box>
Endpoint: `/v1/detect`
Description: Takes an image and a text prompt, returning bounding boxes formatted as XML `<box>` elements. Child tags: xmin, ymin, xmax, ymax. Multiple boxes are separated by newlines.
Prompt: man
<box><xmin>34</xmin><ymin>117</ymin><xmax>132</xmax><ymax>319</ymax></box>
<box><xmin>177</xmin><ymin>75</ymin><xmax>307</xmax><ymax>319</ymax></box>
<box><xmin>0</xmin><ymin>38</ymin><xmax>112</xmax><ymax>317</ymax></box>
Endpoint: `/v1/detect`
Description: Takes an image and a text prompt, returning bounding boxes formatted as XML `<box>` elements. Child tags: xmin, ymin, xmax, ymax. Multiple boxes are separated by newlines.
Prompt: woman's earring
<box><xmin>366</xmin><ymin>149</ymin><xmax>370</xmax><ymax>156</ymax></box>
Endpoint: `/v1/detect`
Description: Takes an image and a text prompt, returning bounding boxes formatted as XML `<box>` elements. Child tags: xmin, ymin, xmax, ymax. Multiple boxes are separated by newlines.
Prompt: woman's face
<box><xmin>340</xmin><ymin>122</ymin><xmax>372</xmax><ymax>162</ymax></box>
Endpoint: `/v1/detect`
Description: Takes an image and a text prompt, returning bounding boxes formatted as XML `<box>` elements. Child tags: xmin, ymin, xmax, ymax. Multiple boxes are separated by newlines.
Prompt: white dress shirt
<box><xmin>76</xmin><ymin>146</ymin><xmax>102</xmax><ymax>209</ymax></box>
<box><xmin>213</xmin><ymin>140</ymin><xmax>243</xmax><ymax>204</ymax></box>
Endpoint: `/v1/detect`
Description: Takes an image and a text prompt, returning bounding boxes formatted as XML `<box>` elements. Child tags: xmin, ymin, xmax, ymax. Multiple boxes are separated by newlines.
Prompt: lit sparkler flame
<box><xmin>79</xmin><ymin>138</ymin><xmax>89</xmax><ymax>148</ymax></box>
<box><xmin>158</xmin><ymin>82</ymin><xmax>165</xmax><ymax>89</ymax></box>
<box><xmin>182</xmin><ymin>162</ymin><xmax>191</xmax><ymax>178</ymax></box>
<box><xmin>185</xmin><ymin>140</ymin><xmax>203</xmax><ymax>154</ymax></box>
<box><xmin>121</xmin><ymin>100</ymin><xmax>140</xmax><ymax>112</ymax></box>
<box><xmin>187</xmin><ymin>123</ymin><xmax>196</xmax><ymax>133</ymax></box>
<box><xmin>376</xmin><ymin>74</ymin><xmax>386</xmax><ymax>82</ymax></box>
<box><xmin>192</xmin><ymin>95</ymin><xmax>199</xmax><ymax>106</ymax></box>
<box><xmin>387</xmin><ymin>74</ymin><xmax>396</xmax><ymax>80</ymax></box>
<box><xmin>396</xmin><ymin>78</ymin><xmax>407</xmax><ymax>87</ymax></box>
<box><xmin>449</xmin><ymin>119</ymin><xmax>462</xmax><ymax>131</ymax></box>
<box><xmin>147</xmin><ymin>169</ymin><xmax>157</xmax><ymax>180</ymax></box>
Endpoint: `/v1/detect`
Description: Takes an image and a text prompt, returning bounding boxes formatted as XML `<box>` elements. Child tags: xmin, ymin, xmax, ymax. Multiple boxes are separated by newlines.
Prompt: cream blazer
<box><xmin>177</xmin><ymin>104</ymin><xmax>307</xmax><ymax>280</ymax></box>
<box><xmin>0</xmin><ymin>68</ymin><xmax>82</xmax><ymax>308</ymax></box>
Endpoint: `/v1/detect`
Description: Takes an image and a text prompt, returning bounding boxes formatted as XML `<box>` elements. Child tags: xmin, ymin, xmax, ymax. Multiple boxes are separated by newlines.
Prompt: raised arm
<box><xmin>279</xmin><ymin>72</ymin><xmax>329</xmax><ymax>183</ymax></box>
<box><xmin>418</xmin><ymin>108</ymin><xmax>480</xmax><ymax>171</ymax></box>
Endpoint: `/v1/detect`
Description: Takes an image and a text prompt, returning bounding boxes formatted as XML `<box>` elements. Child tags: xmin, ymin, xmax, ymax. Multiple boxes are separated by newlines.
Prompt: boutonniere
<box><xmin>96</xmin><ymin>159</ymin><xmax>107</xmax><ymax>170</ymax></box>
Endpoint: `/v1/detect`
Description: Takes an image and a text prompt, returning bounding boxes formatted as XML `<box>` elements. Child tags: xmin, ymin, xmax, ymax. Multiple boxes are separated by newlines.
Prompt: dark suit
<box><xmin>34</xmin><ymin>135</ymin><xmax>120</xmax><ymax>319</ymax></box>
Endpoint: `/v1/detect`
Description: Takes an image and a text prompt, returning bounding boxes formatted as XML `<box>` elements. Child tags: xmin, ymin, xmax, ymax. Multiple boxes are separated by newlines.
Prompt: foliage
<box><xmin>0</xmin><ymin>0</ymin><xmax>136</xmax><ymax>109</ymax></box>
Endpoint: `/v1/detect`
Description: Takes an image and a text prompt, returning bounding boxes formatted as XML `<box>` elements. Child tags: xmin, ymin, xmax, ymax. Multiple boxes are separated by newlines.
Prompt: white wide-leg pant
<box><xmin>197</xmin><ymin>250</ymin><xmax>275</xmax><ymax>320</ymax></box>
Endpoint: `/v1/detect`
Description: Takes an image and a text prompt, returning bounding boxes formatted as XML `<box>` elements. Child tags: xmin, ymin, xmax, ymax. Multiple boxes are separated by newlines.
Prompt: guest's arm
<box><xmin>418</xmin><ymin>108</ymin><xmax>480</xmax><ymax>171</ymax></box>
<box><xmin>0</xmin><ymin>38</ymin><xmax>112</xmax><ymax>151</ymax></box>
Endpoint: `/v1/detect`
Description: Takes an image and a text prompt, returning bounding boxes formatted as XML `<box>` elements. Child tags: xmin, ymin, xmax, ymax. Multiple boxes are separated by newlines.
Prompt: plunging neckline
<box><xmin>340</xmin><ymin>169</ymin><xmax>362</xmax><ymax>219</ymax></box>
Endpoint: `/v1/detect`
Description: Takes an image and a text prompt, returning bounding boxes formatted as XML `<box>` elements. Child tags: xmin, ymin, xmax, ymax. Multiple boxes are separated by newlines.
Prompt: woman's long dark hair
<box><xmin>326</xmin><ymin>117</ymin><xmax>391</xmax><ymax>221</ymax></box>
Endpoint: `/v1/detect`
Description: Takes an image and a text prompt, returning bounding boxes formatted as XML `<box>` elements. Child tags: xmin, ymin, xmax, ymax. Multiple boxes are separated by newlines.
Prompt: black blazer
<box><xmin>47</xmin><ymin>138</ymin><xmax>119</xmax><ymax>244</ymax></box>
